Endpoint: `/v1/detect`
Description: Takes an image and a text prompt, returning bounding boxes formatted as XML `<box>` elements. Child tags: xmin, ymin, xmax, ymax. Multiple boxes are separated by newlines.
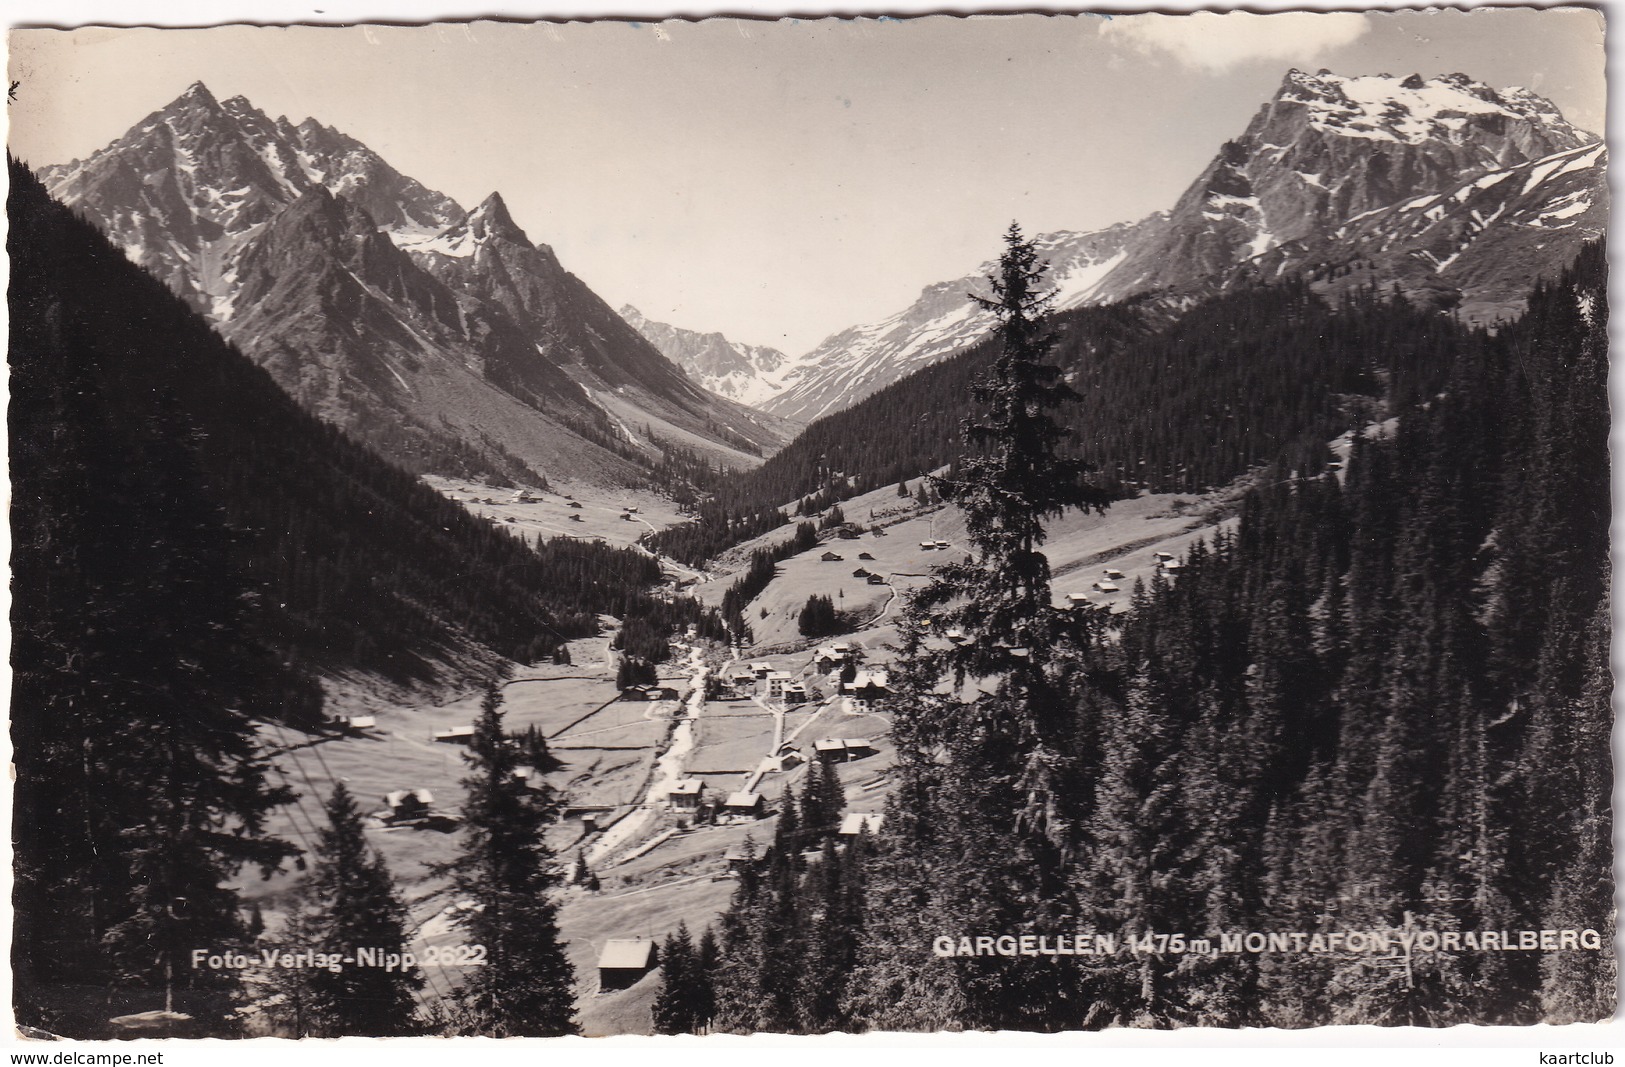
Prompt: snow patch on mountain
<box><xmin>1281</xmin><ymin>69</ymin><xmax>1589</xmax><ymax>147</ymax></box>
<box><xmin>1052</xmin><ymin>248</ymin><xmax>1128</xmax><ymax>306</ymax></box>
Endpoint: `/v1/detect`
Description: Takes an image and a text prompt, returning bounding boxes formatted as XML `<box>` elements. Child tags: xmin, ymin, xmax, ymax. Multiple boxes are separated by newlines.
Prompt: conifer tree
<box><xmin>799</xmin><ymin>761</ymin><xmax>828</xmax><ymax>838</ymax></box>
<box><xmin>710</xmin><ymin>836</ymin><xmax>766</xmax><ymax>1030</ymax></box>
<box><xmin>438</xmin><ymin>688</ymin><xmax>577</xmax><ymax>1036</ymax></box>
<box><xmin>283</xmin><ymin>783</ymin><xmax>423</xmax><ymax>1037</ymax></box>
<box><xmin>853</xmin><ymin>224</ymin><xmax>1112</xmax><ymax>1030</ymax></box>
<box><xmin>652</xmin><ymin>922</ymin><xmax>705</xmax><ymax>1034</ymax></box>
<box><xmin>694</xmin><ymin>926</ymin><xmax>720</xmax><ymax>1030</ymax></box>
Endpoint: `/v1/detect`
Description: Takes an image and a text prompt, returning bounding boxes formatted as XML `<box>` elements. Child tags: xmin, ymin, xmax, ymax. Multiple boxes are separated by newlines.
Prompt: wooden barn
<box><xmin>383</xmin><ymin>789</ymin><xmax>434</xmax><ymax>820</ymax></box>
<box><xmin>722</xmin><ymin>791</ymin><xmax>766</xmax><ymax>820</ymax></box>
<box><xmin>597</xmin><ymin>939</ymin><xmax>659</xmax><ymax>991</ymax></box>
<box><xmin>839</xmin><ymin>813</ymin><xmax>885</xmax><ymax>837</ymax></box>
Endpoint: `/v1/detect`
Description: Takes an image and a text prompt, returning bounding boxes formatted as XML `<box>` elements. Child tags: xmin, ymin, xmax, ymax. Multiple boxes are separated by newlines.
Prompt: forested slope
<box><xmin>7</xmin><ymin>160</ymin><xmax>721</xmax><ymax>1033</ymax></box>
<box><xmin>699</xmin><ymin>242</ymin><xmax>1612</xmax><ymax>1032</ymax></box>
<box><xmin>650</xmin><ymin>280</ymin><xmax>1479</xmax><ymax>566</ymax></box>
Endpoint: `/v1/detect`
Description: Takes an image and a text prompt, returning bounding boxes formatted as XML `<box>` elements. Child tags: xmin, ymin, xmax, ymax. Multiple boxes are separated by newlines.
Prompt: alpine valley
<box><xmin>11</xmin><ymin>51</ymin><xmax>1613</xmax><ymax>1041</ymax></box>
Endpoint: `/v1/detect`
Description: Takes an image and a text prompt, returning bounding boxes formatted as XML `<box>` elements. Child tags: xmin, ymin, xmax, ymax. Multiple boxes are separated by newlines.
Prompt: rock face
<box><xmin>619</xmin><ymin>305</ymin><xmax>792</xmax><ymax>409</ymax></box>
<box><xmin>759</xmin><ymin>69</ymin><xmax>1604</xmax><ymax>424</ymax></box>
<box><xmin>40</xmin><ymin>82</ymin><xmax>786</xmax><ymax>485</ymax></box>
<box><xmin>1093</xmin><ymin>68</ymin><xmax>1596</xmax><ymax>303</ymax></box>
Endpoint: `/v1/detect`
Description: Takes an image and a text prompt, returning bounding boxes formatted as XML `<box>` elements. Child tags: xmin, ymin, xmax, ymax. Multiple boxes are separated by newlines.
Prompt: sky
<box><xmin>5</xmin><ymin>3</ymin><xmax>1608</xmax><ymax>358</ymax></box>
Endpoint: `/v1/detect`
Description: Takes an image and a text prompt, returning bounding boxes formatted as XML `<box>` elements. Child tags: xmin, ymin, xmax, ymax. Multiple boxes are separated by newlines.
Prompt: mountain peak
<box><xmin>178</xmin><ymin>80</ymin><xmax>218</xmax><ymax>106</ymax></box>
<box><xmin>1273</xmin><ymin>68</ymin><xmax>1581</xmax><ymax>148</ymax></box>
<box><xmin>467</xmin><ymin>192</ymin><xmax>527</xmax><ymax>243</ymax></box>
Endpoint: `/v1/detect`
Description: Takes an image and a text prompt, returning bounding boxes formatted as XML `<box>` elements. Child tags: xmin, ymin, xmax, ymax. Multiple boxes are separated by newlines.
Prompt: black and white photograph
<box><xmin>5</xmin><ymin>2</ymin><xmax>1616</xmax><ymax>1045</ymax></box>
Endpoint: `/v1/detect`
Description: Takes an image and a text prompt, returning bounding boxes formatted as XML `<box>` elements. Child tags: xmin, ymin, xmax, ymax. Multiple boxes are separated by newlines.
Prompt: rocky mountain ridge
<box><xmin>755</xmin><ymin>68</ymin><xmax>1604</xmax><ymax>424</ymax></box>
<box><xmin>40</xmin><ymin>82</ymin><xmax>785</xmax><ymax>486</ymax></box>
<box><xmin>619</xmin><ymin>305</ymin><xmax>793</xmax><ymax>409</ymax></box>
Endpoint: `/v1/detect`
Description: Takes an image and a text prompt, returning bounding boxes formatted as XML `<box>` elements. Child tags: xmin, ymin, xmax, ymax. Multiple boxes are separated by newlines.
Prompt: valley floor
<box><xmin>238</xmin><ymin>472</ymin><xmax>1247</xmax><ymax>1034</ymax></box>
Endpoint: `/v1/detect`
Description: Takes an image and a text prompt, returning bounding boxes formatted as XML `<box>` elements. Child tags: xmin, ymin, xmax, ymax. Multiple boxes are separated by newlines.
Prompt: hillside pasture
<box><xmin>424</xmin><ymin>475</ymin><xmax>686</xmax><ymax>557</ymax></box>
<box><xmin>497</xmin><ymin>675</ymin><xmax>620</xmax><ymax>737</ymax></box>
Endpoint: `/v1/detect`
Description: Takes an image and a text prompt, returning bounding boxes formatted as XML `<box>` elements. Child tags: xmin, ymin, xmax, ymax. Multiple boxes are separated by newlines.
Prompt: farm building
<box><xmin>332</xmin><ymin>714</ymin><xmax>376</xmax><ymax>733</ymax></box>
<box><xmin>858</xmin><ymin>552</ymin><xmax>875</xmax><ymax>561</ymax></box>
<box><xmin>820</xmin><ymin>551</ymin><xmax>844</xmax><ymax>562</ymax></box>
<box><xmin>749</xmin><ymin>661</ymin><xmax>774</xmax><ymax>677</ymax></box>
<box><xmin>840</xmin><ymin>738</ymin><xmax>876</xmax><ymax>760</ymax></box>
<box><xmin>668</xmin><ymin>779</ymin><xmax>705</xmax><ymax>812</ymax></box>
<box><xmin>812</xmin><ymin>737</ymin><xmax>877</xmax><ymax>760</ymax></box>
<box><xmin>1160</xmin><ymin>560</ymin><xmax>1183</xmax><ymax>573</ymax></box>
<box><xmin>383</xmin><ymin>789</ymin><xmax>434</xmax><ymax>820</ymax></box>
<box><xmin>722</xmin><ymin>792</ymin><xmax>766</xmax><ymax>820</ymax></box>
<box><xmin>919</xmin><ymin>541</ymin><xmax>936</xmax><ymax>551</ymax></box>
<box><xmin>815</xmin><ymin>738</ymin><xmax>875</xmax><ymax>762</ymax></box>
<box><xmin>1154</xmin><ymin>551</ymin><xmax>1174</xmax><ymax>562</ymax></box>
<box><xmin>567</xmin><ymin>500</ymin><xmax>583</xmax><ymax>509</ymax></box>
<box><xmin>1104</xmin><ymin>568</ymin><xmax>1126</xmax><ymax>581</ymax></box>
<box><xmin>839</xmin><ymin>813</ymin><xmax>885</xmax><ymax>837</ymax></box>
<box><xmin>432</xmin><ymin>726</ymin><xmax>475</xmax><ymax>745</ymax></box>
<box><xmin>842</xmin><ymin>671</ymin><xmax>891</xmax><ymax>714</ymax></box>
<box><xmin>867</xmin><ymin>573</ymin><xmax>887</xmax><ymax>585</ymax></box>
<box><xmin>622</xmin><ymin>683</ymin><xmax>680</xmax><ymax>701</ymax></box>
<box><xmin>1092</xmin><ymin>581</ymin><xmax>1121</xmax><ymax>593</ymax></box>
<box><xmin>934</xmin><ymin>539</ymin><xmax>950</xmax><ymax>549</ymax></box>
<box><xmin>834</xmin><ymin>525</ymin><xmax>862</xmax><ymax>540</ymax></box>
<box><xmin>724</xmin><ymin>844</ymin><xmax>772</xmax><ymax>873</ymax></box>
<box><xmin>510</xmin><ymin>489</ymin><xmax>537</xmax><ymax>503</ymax></box>
<box><xmin>852</xmin><ymin>567</ymin><xmax>871</xmax><ymax>579</ymax></box>
<box><xmin>814</xmin><ymin>738</ymin><xmax>847</xmax><ymax>761</ymax></box>
<box><xmin>597</xmin><ymin>939</ymin><xmax>659</xmax><ymax>991</ymax></box>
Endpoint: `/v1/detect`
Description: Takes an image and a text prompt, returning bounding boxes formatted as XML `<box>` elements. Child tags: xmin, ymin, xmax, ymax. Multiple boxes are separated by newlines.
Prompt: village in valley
<box><xmin>238</xmin><ymin>468</ymin><xmax>1232</xmax><ymax>1034</ymax></box>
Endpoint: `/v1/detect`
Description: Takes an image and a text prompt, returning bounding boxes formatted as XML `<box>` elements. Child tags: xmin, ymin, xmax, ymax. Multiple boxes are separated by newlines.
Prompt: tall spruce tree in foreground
<box><xmin>439</xmin><ymin>688</ymin><xmax>578</xmax><ymax>1036</ymax></box>
<box><xmin>280</xmin><ymin>784</ymin><xmax>423</xmax><ymax>1037</ymax></box>
<box><xmin>850</xmin><ymin>224</ymin><xmax>1112</xmax><ymax>1031</ymax></box>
